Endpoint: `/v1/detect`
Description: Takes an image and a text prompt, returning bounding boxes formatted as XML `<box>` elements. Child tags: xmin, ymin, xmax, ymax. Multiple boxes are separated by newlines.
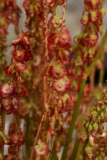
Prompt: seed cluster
<box><xmin>81</xmin><ymin>86</ymin><xmax>107</xmax><ymax>159</ymax></box>
<box><xmin>0</xmin><ymin>31</ymin><xmax>33</xmax><ymax>159</ymax></box>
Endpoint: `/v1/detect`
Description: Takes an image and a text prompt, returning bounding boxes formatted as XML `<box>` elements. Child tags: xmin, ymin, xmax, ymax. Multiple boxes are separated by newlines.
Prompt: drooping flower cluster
<box><xmin>0</xmin><ymin>31</ymin><xmax>33</xmax><ymax>114</ymax></box>
<box><xmin>0</xmin><ymin>31</ymin><xmax>33</xmax><ymax>159</ymax></box>
<box><xmin>81</xmin><ymin>86</ymin><xmax>107</xmax><ymax>159</ymax></box>
<box><xmin>0</xmin><ymin>0</ymin><xmax>21</xmax><ymax>86</ymax></box>
<box><xmin>68</xmin><ymin>0</ymin><xmax>105</xmax><ymax>93</ymax></box>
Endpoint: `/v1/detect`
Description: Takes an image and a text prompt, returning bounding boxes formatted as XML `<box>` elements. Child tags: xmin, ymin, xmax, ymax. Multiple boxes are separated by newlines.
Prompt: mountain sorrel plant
<box><xmin>0</xmin><ymin>0</ymin><xmax>107</xmax><ymax>160</ymax></box>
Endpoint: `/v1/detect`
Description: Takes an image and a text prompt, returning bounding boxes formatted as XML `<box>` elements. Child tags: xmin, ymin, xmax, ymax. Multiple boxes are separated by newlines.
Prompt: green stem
<box><xmin>61</xmin><ymin>29</ymin><xmax>107</xmax><ymax>160</ymax></box>
<box><xmin>61</xmin><ymin>78</ymin><xmax>86</xmax><ymax>160</ymax></box>
<box><xmin>99</xmin><ymin>68</ymin><xmax>104</xmax><ymax>85</ymax></box>
<box><xmin>70</xmin><ymin>115</ymin><xmax>84</xmax><ymax>160</ymax></box>
<box><xmin>70</xmin><ymin>139</ymin><xmax>79</xmax><ymax>160</ymax></box>
<box><xmin>98</xmin><ymin>53</ymin><xmax>104</xmax><ymax>85</ymax></box>
<box><xmin>51</xmin><ymin>149</ymin><xmax>57</xmax><ymax>160</ymax></box>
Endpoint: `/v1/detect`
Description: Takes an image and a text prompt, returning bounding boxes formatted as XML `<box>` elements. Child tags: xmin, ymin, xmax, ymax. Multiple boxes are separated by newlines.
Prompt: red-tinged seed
<box><xmin>4</xmin><ymin>66</ymin><xmax>13</xmax><ymax>77</ymax></box>
<box><xmin>11</xmin><ymin>97</ymin><xmax>19</xmax><ymax>109</ymax></box>
<box><xmin>0</xmin><ymin>83</ymin><xmax>14</xmax><ymax>98</ymax></box>
<box><xmin>88</xmin><ymin>11</ymin><xmax>101</xmax><ymax>23</ymax></box>
<box><xmin>18</xmin><ymin>134</ymin><xmax>25</xmax><ymax>146</ymax></box>
<box><xmin>12</xmin><ymin>50</ymin><xmax>26</xmax><ymax>62</ymax></box>
<box><xmin>21</xmin><ymin>36</ymin><xmax>31</xmax><ymax>45</ymax></box>
<box><xmin>84</xmin><ymin>0</ymin><xmax>90</xmax><ymax>6</ymax></box>
<box><xmin>16</xmin><ymin>63</ymin><xmax>27</xmax><ymax>71</ymax></box>
<box><xmin>90</xmin><ymin>0</ymin><xmax>101</xmax><ymax>9</ymax></box>
<box><xmin>81</xmin><ymin>15</ymin><xmax>89</xmax><ymax>25</ymax></box>
<box><xmin>11</xmin><ymin>38</ymin><xmax>22</xmax><ymax>46</ymax></box>
<box><xmin>35</xmin><ymin>140</ymin><xmax>48</xmax><ymax>156</ymax></box>
<box><xmin>11</xmin><ymin>134</ymin><xmax>20</xmax><ymax>144</ymax></box>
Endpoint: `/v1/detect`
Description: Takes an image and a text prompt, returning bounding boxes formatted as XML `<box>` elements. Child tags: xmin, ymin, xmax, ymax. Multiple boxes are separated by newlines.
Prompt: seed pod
<box><xmin>8</xmin><ymin>145</ymin><xmax>17</xmax><ymax>155</ymax></box>
<box><xmin>81</xmin><ymin>131</ymin><xmax>88</xmax><ymax>141</ymax></box>
<box><xmin>93</xmin><ymin>122</ymin><xmax>98</xmax><ymax>131</ymax></box>
<box><xmin>85</xmin><ymin>144</ymin><xmax>93</xmax><ymax>159</ymax></box>
<box><xmin>0</xmin><ymin>83</ymin><xmax>14</xmax><ymax>98</ymax></box>
<box><xmin>91</xmin><ymin>110</ymin><xmax>98</xmax><ymax>120</ymax></box>
<box><xmin>88</xmin><ymin>11</ymin><xmax>101</xmax><ymax>23</ymax></box>
<box><xmin>12</xmin><ymin>50</ymin><xmax>26</xmax><ymax>62</ymax></box>
<box><xmin>90</xmin><ymin>0</ymin><xmax>101</xmax><ymax>10</ymax></box>
<box><xmin>88</xmin><ymin>123</ymin><xmax>93</xmax><ymax>133</ymax></box>
<box><xmin>84</xmin><ymin>121</ymin><xmax>90</xmax><ymax>130</ymax></box>
<box><xmin>11</xmin><ymin>38</ymin><xmax>22</xmax><ymax>46</ymax></box>
<box><xmin>99</xmin><ymin>7</ymin><xmax>106</xmax><ymax>17</ymax></box>
<box><xmin>100</xmin><ymin>111</ymin><xmax>105</xmax><ymax>120</ymax></box>
<box><xmin>35</xmin><ymin>140</ymin><xmax>48</xmax><ymax>156</ymax></box>
<box><xmin>81</xmin><ymin>15</ymin><xmax>89</xmax><ymax>25</ymax></box>
<box><xmin>11</xmin><ymin>134</ymin><xmax>20</xmax><ymax>145</ymax></box>
<box><xmin>16</xmin><ymin>62</ymin><xmax>27</xmax><ymax>72</ymax></box>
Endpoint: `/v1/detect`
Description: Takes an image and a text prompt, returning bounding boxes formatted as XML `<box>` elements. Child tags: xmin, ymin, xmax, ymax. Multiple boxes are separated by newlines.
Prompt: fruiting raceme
<box><xmin>81</xmin><ymin>86</ymin><xmax>107</xmax><ymax>159</ymax></box>
<box><xmin>0</xmin><ymin>0</ymin><xmax>20</xmax><ymax>88</ymax></box>
<box><xmin>0</xmin><ymin>31</ymin><xmax>33</xmax><ymax>158</ymax></box>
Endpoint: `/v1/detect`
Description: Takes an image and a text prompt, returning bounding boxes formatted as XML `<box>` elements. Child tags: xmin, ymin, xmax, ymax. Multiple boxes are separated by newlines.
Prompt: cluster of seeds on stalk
<box><xmin>0</xmin><ymin>31</ymin><xmax>33</xmax><ymax>115</ymax></box>
<box><xmin>0</xmin><ymin>31</ymin><xmax>33</xmax><ymax>159</ymax></box>
<box><xmin>93</xmin><ymin>136</ymin><xmax>107</xmax><ymax>160</ymax></box>
<box><xmin>81</xmin><ymin>86</ymin><xmax>107</xmax><ymax>159</ymax></box>
<box><xmin>3</xmin><ymin>121</ymin><xmax>25</xmax><ymax>160</ymax></box>
<box><xmin>67</xmin><ymin>0</ymin><xmax>105</xmax><ymax>93</ymax></box>
<box><xmin>0</xmin><ymin>0</ymin><xmax>21</xmax><ymax>86</ymax></box>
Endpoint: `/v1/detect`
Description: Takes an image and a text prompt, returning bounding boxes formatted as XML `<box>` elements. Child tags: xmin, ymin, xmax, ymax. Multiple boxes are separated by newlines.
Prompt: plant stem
<box><xmin>51</xmin><ymin>150</ymin><xmax>57</xmax><ymax>160</ymax></box>
<box><xmin>70</xmin><ymin>114</ymin><xmax>84</xmax><ymax>160</ymax></box>
<box><xmin>90</xmin><ymin>67</ymin><xmax>95</xmax><ymax>91</ymax></box>
<box><xmin>99</xmin><ymin>69</ymin><xmax>104</xmax><ymax>85</ymax></box>
<box><xmin>61</xmin><ymin>78</ymin><xmax>86</xmax><ymax>160</ymax></box>
<box><xmin>98</xmin><ymin>53</ymin><xmax>104</xmax><ymax>85</ymax></box>
<box><xmin>70</xmin><ymin>139</ymin><xmax>79</xmax><ymax>160</ymax></box>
